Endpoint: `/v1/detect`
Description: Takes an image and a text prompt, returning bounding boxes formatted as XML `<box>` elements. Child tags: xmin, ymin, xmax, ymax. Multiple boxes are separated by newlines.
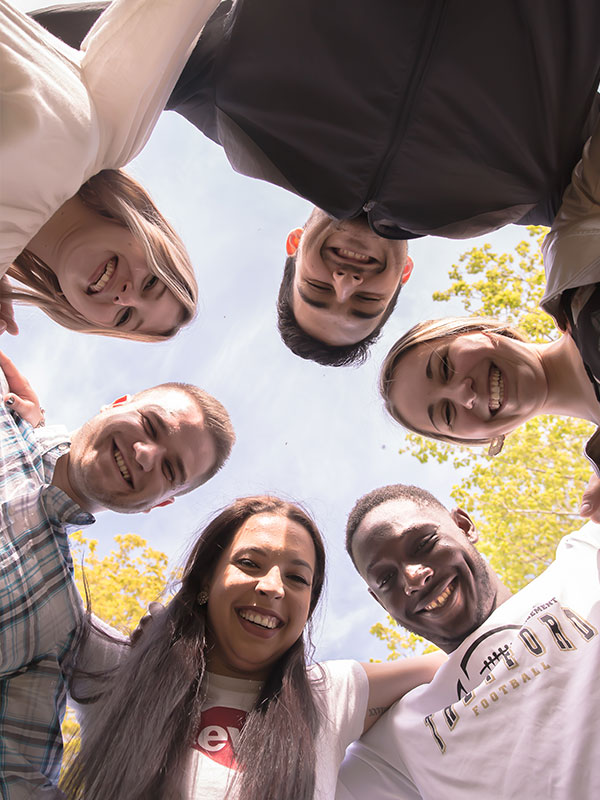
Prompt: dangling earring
<box><xmin>197</xmin><ymin>589</ymin><xmax>209</xmax><ymax>606</ymax></box>
<box><xmin>487</xmin><ymin>435</ymin><xmax>505</xmax><ymax>457</ymax></box>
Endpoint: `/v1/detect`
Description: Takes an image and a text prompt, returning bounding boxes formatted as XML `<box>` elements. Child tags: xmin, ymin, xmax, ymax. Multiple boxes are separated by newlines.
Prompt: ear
<box><xmin>111</xmin><ymin>394</ymin><xmax>131</xmax><ymax>407</ymax></box>
<box><xmin>451</xmin><ymin>507</ymin><xmax>478</xmax><ymax>544</ymax></box>
<box><xmin>143</xmin><ymin>497</ymin><xmax>175</xmax><ymax>514</ymax></box>
<box><xmin>401</xmin><ymin>256</ymin><xmax>414</xmax><ymax>286</ymax></box>
<box><xmin>285</xmin><ymin>228</ymin><xmax>304</xmax><ymax>256</ymax></box>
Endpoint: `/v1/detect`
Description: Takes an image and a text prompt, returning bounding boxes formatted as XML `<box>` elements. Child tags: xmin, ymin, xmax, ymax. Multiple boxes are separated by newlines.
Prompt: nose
<box><xmin>256</xmin><ymin>566</ymin><xmax>285</xmax><ymax>598</ymax></box>
<box><xmin>449</xmin><ymin>378</ymin><xmax>476</xmax><ymax>410</ymax></box>
<box><xmin>133</xmin><ymin>440</ymin><xmax>162</xmax><ymax>472</ymax></box>
<box><xmin>113</xmin><ymin>280</ymin><xmax>134</xmax><ymax>307</ymax></box>
<box><xmin>403</xmin><ymin>563</ymin><xmax>433</xmax><ymax>595</ymax></box>
<box><xmin>332</xmin><ymin>270</ymin><xmax>363</xmax><ymax>302</ymax></box>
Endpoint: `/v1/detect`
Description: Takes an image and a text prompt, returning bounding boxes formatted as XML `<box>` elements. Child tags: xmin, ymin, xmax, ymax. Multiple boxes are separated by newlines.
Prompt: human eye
<box><xmin>141</xmin><ymin>414</ymin><xmax>156</xmax><ymax>438</ymax></box>
<box><xmin>237</xmin><ymin>557</ymin><xmax>258</xmax><ymax>569</ymax></box>
<box><xmin>163</xmin><ymin>460</ymin><xmax>175</xmax><ymax>484</ymax></box>
<box><xmin>441</xmin><ymin>401</ymin><xmax>453</xmax><ymax>429</ymax></box>
<box><xmin>288</xmin><ymin>572</ymin><xmax>311</xmax><ymax>586</ymax></box>
<box><xmin>116</xmin><ymin>308</ymin><xmax>132</xmax><ymax>327</ymax></box>
<box><xmin>377</xmin><ymin>570</ymin><xmax>395</xmax><ymax>590</ymax></box>
<box><xmin>306</xmin><ymin>280</ymin><xmax>331</xmax><ymax>292</ymax></box>
<box><xmin>415</xmin><ymin>534</ymin><xmax>437</xmax><ymax>554</ymax></box>
<box><xmin>356</xmin><ymin>294</ymin><xmax>380</xmax><ymax>302</ymax></box>
<box><xmin>144</xmin><ymin>275</ymin><xmax>159</xmax><ymax>292</ymax></box>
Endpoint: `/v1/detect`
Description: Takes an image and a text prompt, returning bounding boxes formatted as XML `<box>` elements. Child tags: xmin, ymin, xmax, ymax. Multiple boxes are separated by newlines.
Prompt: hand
<box><xmin>0</xmin><ymin>277</ymin><xmax>19</xmax><ymax>336</ymax></box>
<box><xmin>579</xmin><ymin>473</ymin><xmax>600</xmax><ymax>523</ymax></box>
<box><xmin>130</xmin><ymin>601</ymin><xmax>166</xmax><ymax>646</ymax></box>
<box><xmin>0</xmin><ymin>351</ymin><xmax>44</xmax><ymax>427</ymax></box>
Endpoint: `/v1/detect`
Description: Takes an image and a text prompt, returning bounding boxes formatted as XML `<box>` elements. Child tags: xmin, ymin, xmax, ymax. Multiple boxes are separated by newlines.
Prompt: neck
<box><xmin>537</xmin><ymin>334</ymin><xmax>600</xmax><ymax>424</ymax></box>
<box><xmin>51</xmin><ymin>453</ymin><xmax>102</xmax><ymax>514</ymax></box>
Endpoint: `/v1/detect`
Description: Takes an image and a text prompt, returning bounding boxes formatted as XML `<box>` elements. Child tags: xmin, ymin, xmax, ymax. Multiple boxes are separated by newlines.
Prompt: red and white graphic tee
<box><xmin>187</xmin><ymin>662</ymin><xmax>368</xmax><ymax>800</ymax></box>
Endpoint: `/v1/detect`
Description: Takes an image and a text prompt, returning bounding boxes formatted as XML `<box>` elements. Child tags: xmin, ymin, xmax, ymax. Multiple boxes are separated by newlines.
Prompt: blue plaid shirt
<box><xmin>0</xmin><ymin>396</ymin><xmax>94</xmax><ymax>798</ymax></box>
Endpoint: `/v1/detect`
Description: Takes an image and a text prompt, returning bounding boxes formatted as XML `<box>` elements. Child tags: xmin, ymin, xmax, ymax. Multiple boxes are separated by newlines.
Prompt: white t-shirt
<box><xmin>0</xmin><ymin>0</ymin><xmax>219</xmax><ymax>275</ymax></box>
<box><xmin>73</xmin><ymin>630</ymin><xmax>368</xmax><ymax>800</ymax></box>
<box><xmin>337</xmin><ymin>522</ymin><xmax>600</xmax><ymax>800</ymax></box>
<box><xmin>186</xmin><ymin>662</ymin><xmax>368</xmax><ymax>799</ymax></box>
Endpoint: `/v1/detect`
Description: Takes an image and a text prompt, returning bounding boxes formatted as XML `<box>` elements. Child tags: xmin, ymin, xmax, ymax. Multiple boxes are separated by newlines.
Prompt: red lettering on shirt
<box><xmin>193</xmin><ymin>706</ymin><xmax>248</xmax><ymax>767</ymax></box>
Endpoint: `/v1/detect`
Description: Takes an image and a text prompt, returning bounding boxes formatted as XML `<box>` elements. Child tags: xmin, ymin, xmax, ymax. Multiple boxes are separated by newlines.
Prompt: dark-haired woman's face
<box><xmin>32</xmin><ymin>196</ymin><xmax>184</xmax><ymax>334</ymax></box>
<box><xmin>206</xmin><ymin>513</ymin><xmax>317</xmax><ymax>680</ymax></box>
<box><xmin>389</xmin><ymin>332</ymin><xmax>547</xmax><ymax>441</ymax></box>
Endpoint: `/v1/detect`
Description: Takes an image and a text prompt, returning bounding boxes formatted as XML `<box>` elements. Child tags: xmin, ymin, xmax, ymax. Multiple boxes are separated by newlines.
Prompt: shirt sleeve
<box><xmin>80</xmin><ymin>0</ymin><xmax>222</xmax><ymax>171</ymax></box>
<box><xmin>541</xmin><ymin>119</ymin><xmax>600</xmax><ymax>311</ymax></box>
<box><xmin>336</xmin><ymin>741</ymin><xmax>422</xmax><ymax>800</ymax></box>
<box><xmin>313</xmin><ymin>660</ymin><xmax>369</xmax><ymax>759</ymax></box>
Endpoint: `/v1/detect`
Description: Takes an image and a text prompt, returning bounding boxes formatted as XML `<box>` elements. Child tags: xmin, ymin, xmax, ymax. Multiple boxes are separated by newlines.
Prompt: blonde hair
<box><xmin>6</xmin><ymin>170</ymin><xmax>198</xmax><ymax>341</ymax></box>
<box><xmin>379</xmin><ymin>316</ymin><xmax>529</xmax><ymax>446</ymax></box>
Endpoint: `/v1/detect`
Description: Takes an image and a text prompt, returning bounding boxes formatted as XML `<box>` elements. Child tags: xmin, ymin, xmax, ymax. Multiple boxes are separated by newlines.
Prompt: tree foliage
<box><xmin>373</xmin><ymin>227</ymin><xmax>594</xmax><ymax>657</ymax></box>
<box><xmin>62</xmin><ymin>532</ymin><xmax>174</xmax><ymax>754</ymax></box>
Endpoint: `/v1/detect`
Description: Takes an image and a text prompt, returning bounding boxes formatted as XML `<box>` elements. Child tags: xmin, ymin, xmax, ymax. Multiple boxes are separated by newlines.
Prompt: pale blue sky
<box><xmin>13</xmin><ymin>0</ymin><xmax>526</xmax><ymax>662</ymax></box>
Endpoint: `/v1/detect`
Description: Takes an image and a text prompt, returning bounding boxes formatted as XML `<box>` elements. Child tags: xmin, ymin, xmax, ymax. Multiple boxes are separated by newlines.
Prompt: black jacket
<box><xmin>33</xmin><ymin>0</ymin><xmax>600</xmax><ymax>239</ymax></box>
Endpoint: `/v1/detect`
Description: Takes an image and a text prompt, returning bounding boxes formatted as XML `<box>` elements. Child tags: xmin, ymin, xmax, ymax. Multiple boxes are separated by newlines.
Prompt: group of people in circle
<box><xmin>2</xmin><ymin>0</ymin><xmax>600</xmax><ymax>798</ymax></box>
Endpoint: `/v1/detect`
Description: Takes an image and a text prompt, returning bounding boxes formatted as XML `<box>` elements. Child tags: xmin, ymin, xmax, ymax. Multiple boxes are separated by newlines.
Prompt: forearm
<box><xmin>361</xmin><ymin>651</ymin><xmax>446</xmax><ymax>733</ymax></box>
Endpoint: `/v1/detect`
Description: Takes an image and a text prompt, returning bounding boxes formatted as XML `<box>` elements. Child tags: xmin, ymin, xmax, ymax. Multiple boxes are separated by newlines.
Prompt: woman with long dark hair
<box><xmin>63</xmin><ymin>496</ymin><xmax>443</xmax><ymax>800</ymax></box>
<box><xmin>1</xmin><ymin>0</ymin><xmax>217</xmax><ymax>338</ymax></box>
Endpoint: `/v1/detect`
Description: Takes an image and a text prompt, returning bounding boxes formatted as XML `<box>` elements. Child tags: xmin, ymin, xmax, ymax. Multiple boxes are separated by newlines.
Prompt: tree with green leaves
<box><xmin>372</xmin><ymin>227</ymin><xmax>594</xmax><ymax>658</ymax></box>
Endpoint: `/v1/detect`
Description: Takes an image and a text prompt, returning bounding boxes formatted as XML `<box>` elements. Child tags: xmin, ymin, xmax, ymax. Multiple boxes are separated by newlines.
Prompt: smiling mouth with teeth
<box><xmin>238</xmin><ymin>609</ymin><xmax>281</xmax><ymax>630</ymax></box>
<box><xmin>114</xmin><ymin>446</ymin><xmax>132</xmax><ymax>486</ymax></box>
<box><xmin>489</xmin><ymin>364</ymin><xmax>504</xmax><ymax>414</ymax></box>
<box><xmin>89</xmin><ymin>256</ymin><xmax>117</xmax><ymax>294</ymax></box>
<box><xmin>333</xmin><ymin>247</ymin><xmax>375</xmax><ymax>264</ymax></box>
<box><xmin>424</xmin><ymin>580</ymin><xmax>456</xmax><ymax>612</ymax></box>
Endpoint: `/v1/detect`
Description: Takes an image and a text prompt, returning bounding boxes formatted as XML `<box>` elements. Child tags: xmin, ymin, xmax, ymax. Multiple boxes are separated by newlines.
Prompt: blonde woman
<box><xmin>1</xmin><ymin>0</ymin><xmax>218</xmax><ymax>339</ymax></box>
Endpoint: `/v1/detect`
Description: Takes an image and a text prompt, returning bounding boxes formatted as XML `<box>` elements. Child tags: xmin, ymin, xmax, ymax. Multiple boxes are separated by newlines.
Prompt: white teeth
<box><xmin>489</xmin><ymin>366</ymin><xmax>504</xmax><ymax>412</ymax></box>
<box><xmin>239</xmin><ymin>610</ymin><xmax>279</xmax><ymax>629</ymax></box>
<box><xmin>425</xmin><ymin>583</ymin><xmax>454</xmax><ymax>611</ymax></box>
<box><xmin>337</xmin><ymin>248</ymin><xmax>371</xmax><ymax>262</ymax></box>
<box><xmin>114</xmin><ymin>447</ymin><xmax>131</xmax><ymax>484</ymax></box>
<box><xmin>89</xmin><ymin>257</ymin><xmax>116</xmax><ymax>293</ymax></box>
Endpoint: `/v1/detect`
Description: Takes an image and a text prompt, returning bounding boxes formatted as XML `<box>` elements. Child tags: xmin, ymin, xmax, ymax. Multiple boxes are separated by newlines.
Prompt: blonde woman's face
<box><xmin>388</xmin><ymin>332</ymin><xmax>548</xmax><ymax>441</ymax></box>
<box><xmin>42</xmin><ymin>198</ymin><xmax>185</xmax><ymax>334</ymax></box>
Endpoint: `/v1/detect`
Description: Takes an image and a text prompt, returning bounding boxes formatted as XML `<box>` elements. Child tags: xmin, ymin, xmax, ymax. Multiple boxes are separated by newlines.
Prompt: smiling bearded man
<box><xmin>338</xmin><ymin>483</ymin><xmax>600</xmax><ymax>800</ymax></box>
<box><xmin>0</xmin><ymin>360</ymin><xmax>234</xmax><ymax>798</ymax></box>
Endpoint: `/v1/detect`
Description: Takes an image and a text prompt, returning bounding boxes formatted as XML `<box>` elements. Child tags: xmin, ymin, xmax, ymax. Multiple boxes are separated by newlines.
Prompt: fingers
<box><xmin>579</xmin><ymin>474</ymin><xmax>600</xmax><ymax>519</ymax></box>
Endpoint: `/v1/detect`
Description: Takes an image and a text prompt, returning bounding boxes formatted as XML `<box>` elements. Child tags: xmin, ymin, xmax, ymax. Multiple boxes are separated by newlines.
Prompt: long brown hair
<box><xmin>7</xmin><ymin>169</ymin><xmax>198</xmax><ymax>341</ymax></box>
<box><xmin>380</xmin><ymin>316</ymin><xmax>529</xmax><ymax>445</ymax></box>
<box><xmin>62</xmin><ymin>496</ymin><xmax>326</xmax><ymax>799</ymax></box>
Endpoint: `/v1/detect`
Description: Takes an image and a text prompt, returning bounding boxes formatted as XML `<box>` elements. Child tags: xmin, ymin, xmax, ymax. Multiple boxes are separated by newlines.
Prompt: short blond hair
<box><xmin>380</xmin><ymin>316</ymin><xmax>528</xmax><ymax>445</ymax></box>
<box><xmin>7</xmin><ymin>170</ymin><xmax>198</xmax><ymax>341</ymax></box>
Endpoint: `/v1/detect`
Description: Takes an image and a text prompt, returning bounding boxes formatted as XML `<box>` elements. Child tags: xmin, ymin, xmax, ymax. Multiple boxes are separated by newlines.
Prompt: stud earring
<box><xmin>197</xmin><ymin>590</ymin><xmax>209</xmax><ymax>606</ymax></box>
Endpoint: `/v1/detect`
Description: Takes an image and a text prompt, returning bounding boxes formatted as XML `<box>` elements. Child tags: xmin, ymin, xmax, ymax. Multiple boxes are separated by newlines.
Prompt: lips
<box><xmin>488</xmin><ymin>364</ymin><xmax>504</xmax><ymax>414</ymax></box>
<box><xmin>237</xmin><ymin>606</ymin><xmax>284</xmax><ymax>637</ymax></box>
<box><xmin>88</xmin><ymin>256</ymin><xmax>117</xmax><ymax>294</ymax></box>
<box><xmin>416</xmin><ymin>578</ymin><xmax>458</xmax><ymax>614</ymax></box>
<box><xmin>113</xmin><ymin>443</ymin><xmax>133</xmax><ymax>487</ymax></box>
<box><xmin>332</xmin><ymin>247</ymin><xmax>376</xmax><ymax>266</ymax></box>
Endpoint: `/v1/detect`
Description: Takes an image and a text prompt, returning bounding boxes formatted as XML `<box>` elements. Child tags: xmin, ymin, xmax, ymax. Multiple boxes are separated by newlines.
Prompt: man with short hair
<box><xmin>34</xmin><ymin>0</ymin><xmax>600</xmax><ymax>366</ymax></box>
<box><xmin>0</xmin><ymin>358</ymin><xmax>234</xmax><ymax>798</ymax></box>
<box><xmin>338</xmin><ymin>483</ymin><xmax>600</xmax><ymax>799</ymax></box>
<box><xmin>278</xmin><ymin>213</ymin><xmax>413</xmax><ymax>367</ymax></box>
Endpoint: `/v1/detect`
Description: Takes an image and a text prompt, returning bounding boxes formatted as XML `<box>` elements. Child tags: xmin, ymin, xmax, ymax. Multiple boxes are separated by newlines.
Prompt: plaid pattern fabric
<box><xmin>0</xmin><ymin>401</ymin><xmax>94</xmax><ymax>798</ymax></box>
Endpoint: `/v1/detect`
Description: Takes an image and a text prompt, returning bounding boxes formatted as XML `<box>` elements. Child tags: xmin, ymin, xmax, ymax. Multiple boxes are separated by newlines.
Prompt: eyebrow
<box><xmin>425</xmin><ymin>352</ymin><xmax>441</xmax><ymax>432</ymax></box>
<box><xmin>297</xmin><ymin>286</ymin><xmax>384</xmax><ymax>319</ymax></box>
